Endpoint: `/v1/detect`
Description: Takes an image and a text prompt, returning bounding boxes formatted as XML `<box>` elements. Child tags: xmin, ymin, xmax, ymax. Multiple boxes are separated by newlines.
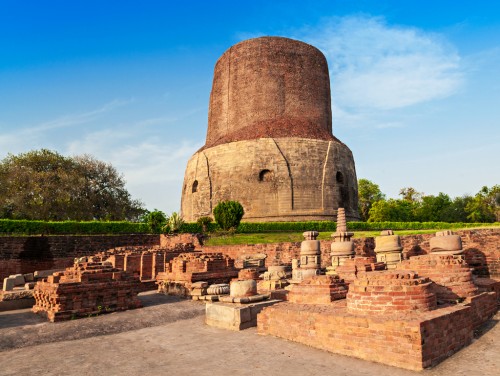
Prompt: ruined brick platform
<box><xmin>347</xmin><ymin>270</ymin><xmax>437</xmax><ymax>314</ymax></box>
<box><xmin>258</xmin><ymin>300</ymin><xmax>476</xmax><ymax>371</ymax></box>
<box><xmin>32</xmin><ymin>262</ymin><xmax>142</xmax><ymax>322</ymax></box>
<box><xmin>156</xmin><ymin>253</ymin><xmax>238</xmax><ymax>296</ymax></box>
<box><xmin>397</xmin><ymin>254</ymin><xmax>478</xmax><ymax>303</ymax></box>
<box><xmin>287</xmin><ymin>275</ymin><xmax>347</xmax><ymax>304</ymax></box>
<box><xmin>335</xmin><ymin>256</ymin><xmax>385</xmax><ymax>285</ymax></box>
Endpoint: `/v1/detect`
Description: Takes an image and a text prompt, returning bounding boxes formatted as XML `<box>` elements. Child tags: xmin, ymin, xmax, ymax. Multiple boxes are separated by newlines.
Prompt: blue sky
<box><xmin>1</xmin><ymin>1</ymin><xmax>499</xmax><ymax>213</ymax></box>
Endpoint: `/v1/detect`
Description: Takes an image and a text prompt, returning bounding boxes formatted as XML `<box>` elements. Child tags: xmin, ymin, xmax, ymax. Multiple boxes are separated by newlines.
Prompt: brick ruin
<box><xmin>2</xmin><ymin>227</ymin><xmax>498</xmax><ymax>370</ymax></box>
<box><xmin>256</xmin><ymin>229</ymin><xmax>499</xmax><ymax>371</ymax></box>
<box><xmin>32</xmin><ymin>261</ymin><xmax>142</xmax><ymax>322</ymax></box>
<box><xmin>156</xmin><ymin>252</ymin><xmax>238</xmax><ymax>296</ymax></box>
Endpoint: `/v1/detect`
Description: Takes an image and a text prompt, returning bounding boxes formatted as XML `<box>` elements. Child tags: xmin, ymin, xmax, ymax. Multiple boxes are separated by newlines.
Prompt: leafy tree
<box><xmin>358</xmin><ymin>179</ymin><xmax>386</xmax><ymax>221</ymax></box>
<box><xmin>465</xmin><ymin>185</ymin><xmax>500</xmax><ymax>222</ymax></box>
<box><xmin>0</xmin><ymin>149</ymin><xmax>145</xmax><ymax>221</ymax></box>
<box><xmin>368</xmin><ymin>199</ymin><xmax>417</xmax><ymax>222</ymax></box>
<box><xmin>399</xmin><ymin>187</ymin><xmax>423</xmax><ymax>202</ymax></box>
<box><xmin>142</xmin><ymin>209</ymin><xmax>167</xmax><ymax>233</ymax></box>
<box><xmin>414</xmin><ymin>193</ymin><xmax>452</xmax><ymax>222</ymax></box>
<box><xmin>213</xmin><ymin>201</ymin><xmax>244</xmax><ymax>230</ymax></box>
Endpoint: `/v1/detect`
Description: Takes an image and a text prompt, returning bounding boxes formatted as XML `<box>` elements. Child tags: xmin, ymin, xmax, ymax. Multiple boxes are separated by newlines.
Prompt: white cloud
<box><xmin>297</xmin><ymin>16</ymin><xmax>463</xmax><ymax>112</ymax></box>
<box><xmin>64</xmin><ymin>124</ymin><xmax>203</xmax><ymax>211</ymax></box>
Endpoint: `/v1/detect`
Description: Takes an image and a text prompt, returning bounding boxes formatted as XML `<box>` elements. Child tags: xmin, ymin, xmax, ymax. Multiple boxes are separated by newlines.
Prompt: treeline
<box><xmin>358</xmin><ymin>180</ymin><xmax>500</xmax><ymax>223</ymax></box>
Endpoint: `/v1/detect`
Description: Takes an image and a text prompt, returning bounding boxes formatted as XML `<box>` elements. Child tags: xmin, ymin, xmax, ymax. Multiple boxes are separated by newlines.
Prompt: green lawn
<box><xmin>203</xmin><ymin>225</ymin><xmax>500</xmax><ymax>246</ymax></box>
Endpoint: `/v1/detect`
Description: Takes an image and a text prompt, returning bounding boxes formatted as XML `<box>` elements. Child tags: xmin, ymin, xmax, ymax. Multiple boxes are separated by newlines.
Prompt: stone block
<box><xmin>10</xmin><ymin>274</ymin><xmax>25</xmax><ymax>286</ymax></box>
<box><xmin>3</xmin><ymin>277</ymin><xmax>15</xmax><ymax>291</ymax></box>
<box><xmin>23</xmin><ymin>273</ymin><xmax>34</xmax><ymax>282</ymax></box>
<box><xmin>34</xmin><ymin>269</ymin><xmax>64</xmax><ymax>279</ymax></box>
<box><xmin>205</xmin><ymin>300</ymin><xmax>281</xmax><ymax>331</ymax></box>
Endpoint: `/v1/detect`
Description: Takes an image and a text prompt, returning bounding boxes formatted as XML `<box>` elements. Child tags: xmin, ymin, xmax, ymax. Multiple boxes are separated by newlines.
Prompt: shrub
<box><xmin>166</xmin><ymin>212</ymin><xmax>185</xmax><ymax>233</ymax></box>
<box><xmin>213</xmin><ymin>201</ymin><xmax>244</xmax><ymax>230</ymax></box>
<box><xmin>196</xmin><ymin>216</ymin><xmax>213</xmax><ymax>233</ymax></box>
<box><xmin>141</xmin><ymin>209</ymin><xmax>167</xmax><ymax>233</ymax></box>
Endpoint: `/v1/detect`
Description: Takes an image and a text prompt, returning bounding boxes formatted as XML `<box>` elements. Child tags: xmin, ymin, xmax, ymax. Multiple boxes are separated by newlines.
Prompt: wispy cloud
<box><xmin>297</xmin><ymin>16</ymin><xmax>463</xmax><ymax>112</ymax></box>
<box><xmin>28</xmin><ymin>98</ymin><xmax>134</xmax><ymax>132</ymax></box>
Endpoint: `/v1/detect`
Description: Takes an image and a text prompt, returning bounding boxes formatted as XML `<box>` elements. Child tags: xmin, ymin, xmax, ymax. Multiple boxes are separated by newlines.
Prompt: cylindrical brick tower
<box><xmin>181</xmin><ymin>37</ymin><xmax>359</xmax><ymax>222</ymax></box>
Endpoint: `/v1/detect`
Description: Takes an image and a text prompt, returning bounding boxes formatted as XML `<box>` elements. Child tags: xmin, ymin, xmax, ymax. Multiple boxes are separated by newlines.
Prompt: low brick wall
<box><xmin>203</xmin><ymin>228</ymin><xmax>500</xmax><ymax>279</ymax></box>
<box><xmin>0</xmin><ymin>234</ymin><xmax>159</xmax><ymax>280</ymax></box>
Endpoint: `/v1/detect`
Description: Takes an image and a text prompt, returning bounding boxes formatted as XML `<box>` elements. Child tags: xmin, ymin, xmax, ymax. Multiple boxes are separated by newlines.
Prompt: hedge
<box><xmin>0</xmin><ymin>219</ymin><xmax>148</xmax><ymax>235</ymax></box>
<box><xmin>182</xmin><ymin>221</ymin><xmax>498</xmax><ymax>234</ymax></box>
<box><xmin>0</xmin><ymin>219</ymin><xmax>497</xmax><ymax>235</ymax></box>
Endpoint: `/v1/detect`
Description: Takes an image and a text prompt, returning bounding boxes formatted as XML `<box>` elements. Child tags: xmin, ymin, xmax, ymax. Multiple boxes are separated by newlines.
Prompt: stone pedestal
<box><xmin>291</xmin><ymin>231</ymin><xmax>321</xmax><ymax>282</ymax></box>
<box><xmin>205</xmin><ymin>299</ymin><xmax>281</xmax><ymax>331</ymax></box>
<box><xmin>429</xmin><ymin>230</ymin><xmax>463</xmax><ymax>255</ymax></box>
<box><xmin>374</xmin><ymin>230</ymin><xmax>403</xmax><ymax>269</ymax></box>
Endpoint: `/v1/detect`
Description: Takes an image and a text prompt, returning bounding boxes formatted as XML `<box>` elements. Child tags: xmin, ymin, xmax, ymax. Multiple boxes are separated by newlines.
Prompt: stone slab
<box><xmin>3</xmin><ymin>278</ymin><xmax>15</xmax><ymax>291</ymax></box>
<box><xmin>10</xmin><ymin>274</ymin><xmax>25</xmax><ymax>286</ymax></box>
<box><xmin>205</xmin><ymin>299</ymin><xmax>281</xmax><ymax>331</ymax></box>
<box><xmin>34</xmin><ymin>269</ymin><xmax>65</xmax><ymax>279</ymax></box>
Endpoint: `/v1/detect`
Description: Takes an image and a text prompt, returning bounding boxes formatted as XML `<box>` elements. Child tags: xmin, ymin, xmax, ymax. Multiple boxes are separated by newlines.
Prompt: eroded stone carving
<box><xmin>291</xmin><ymin>231</ymin><xmax>321</xmax><ymax>282</ymax></box>
<box><xmin>374</xmin><ymin>229</ymin><xmax>403</xmax><ymax>269</ymax></box>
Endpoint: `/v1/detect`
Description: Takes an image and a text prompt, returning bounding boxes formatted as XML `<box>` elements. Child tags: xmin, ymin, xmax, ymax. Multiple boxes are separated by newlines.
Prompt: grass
<box><xmin>203</xmin><ymin>225</ymin><xmax>500</xmax><ymax>246</ymax></box>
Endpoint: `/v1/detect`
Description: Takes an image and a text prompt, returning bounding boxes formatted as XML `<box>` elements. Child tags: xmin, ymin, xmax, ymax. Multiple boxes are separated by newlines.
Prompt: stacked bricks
<box><xmin>464</xmin><ymin>292</ymin><xmax>498</xmax><ymax>330</ymax></box>
<box><xmin>396</xmin><ymin>254</ymin><xmax>478</xmax><ymax>304</ymax></box>
<box><xmin>91</xmin><ymin>245</ymin><xmax>198</xmax><ymax>282</ymax></box>
<box><xmin>237</xmin><ymin>268</ymin><xmax>260</xmax><ymax>281</ymax></box>
<box><xmin>156</xmin><ymin>253</ymin><xmax>238</xmax><ymax>296</ymax></box>
<box><xmin>288</xmin><ymin>275</ymin><xmax>348</xmax><ymax>304</ymax></box>
<box><xmin>335</xmin><ymin>256</ymin><xmax>385</xmax><ymax>285</ymax></box>
<box><xmin>257</xmin><ymin>301</ymin><xmax>473</xmax><ymax>371</ymax></box>
<box><xmin>346</xmin><ymin>270</ymin><xmax>437</xmax><ymax>315</ymax></box>
<box><xmin>32</xmin><ymin>262</ymin><xmax>142</xmax><ymax>322</ymax></box>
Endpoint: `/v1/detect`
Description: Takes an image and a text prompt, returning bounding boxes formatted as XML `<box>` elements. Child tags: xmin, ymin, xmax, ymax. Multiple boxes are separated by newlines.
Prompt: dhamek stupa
<box><xmin>181</xmin><ymin>37</ymin><xmax>359</xmax><ymax>222</ymax></box>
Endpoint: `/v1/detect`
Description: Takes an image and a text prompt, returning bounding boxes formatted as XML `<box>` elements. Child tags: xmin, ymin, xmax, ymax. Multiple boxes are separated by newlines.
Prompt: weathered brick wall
<box><xmin>203</xmin><ymin>228</ymin><xmax>500</xmax><ymax>278</ymax></box>
<box><xmin>0</xmin><ymin>234</ymin><xmax>159</xmax><ymax>280</ymax></box>
<box><xmin>257</xmin><ymin>301</ymin><xmax>474</xmax><ymax>371</ymax></box>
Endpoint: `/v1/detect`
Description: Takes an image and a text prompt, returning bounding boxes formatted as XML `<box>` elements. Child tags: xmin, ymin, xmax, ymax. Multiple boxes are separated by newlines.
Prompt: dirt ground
<box><xmin>0</xmin><ymin>291</ymin><xmax>498</xmax><ymax>376</ymax></box>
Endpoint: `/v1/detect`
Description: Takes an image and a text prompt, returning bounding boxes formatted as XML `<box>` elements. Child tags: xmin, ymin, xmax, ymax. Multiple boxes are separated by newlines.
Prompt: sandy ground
<box><xmin>0</xmin><ymin>292</ymin><xmax>498</xmax><ymax>376</ymax></box>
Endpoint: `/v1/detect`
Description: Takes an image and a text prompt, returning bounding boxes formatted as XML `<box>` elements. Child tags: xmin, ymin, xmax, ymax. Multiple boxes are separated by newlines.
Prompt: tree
<box><xmin>357</xmin><ymin>179</ymin><xmax>386</xmax><ymax>221</ymax></box>
<box><xmin>141</xmin><ymin>209</ymin><xmax>167</xmax><ymax>233</ymax></box>
<box><xmin>213</xmin><ymin>201</ymin><xmax>244</xmax><ymax>230</ymax></box>
<box><xmin>368</xmin><ymin>199</ymin><xmax>417</xmax><ymax>222</ymax></box>
<box><xmin>0</xmin><ymin>149</ymin><xmax>145</xmax><ymax>221</ymax></box>
<box><xmin>414</xmin><ymin>193</ymin><xmax>452</xmax><ymax>222</ymax></box>
<box><xmin>399</xmin><ymin>187</ymin><xmax>423</xmax><ymax>202</ymax></box>
<box><xmin>465</xmin><ymin>185</ymin><xmax>500</xmax><ymax>222</ymax></box>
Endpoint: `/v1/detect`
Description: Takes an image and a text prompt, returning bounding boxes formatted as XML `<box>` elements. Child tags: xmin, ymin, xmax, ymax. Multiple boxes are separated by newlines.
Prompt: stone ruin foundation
<box><xmin>156</xmin><ymin>252</ymin><xmax>238</xmax><ymax>296</ymax></box>
<box><xmin>32</xmin><ymin>261</ymin><xmax>142</xmax><ymax>322</ymax></box>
